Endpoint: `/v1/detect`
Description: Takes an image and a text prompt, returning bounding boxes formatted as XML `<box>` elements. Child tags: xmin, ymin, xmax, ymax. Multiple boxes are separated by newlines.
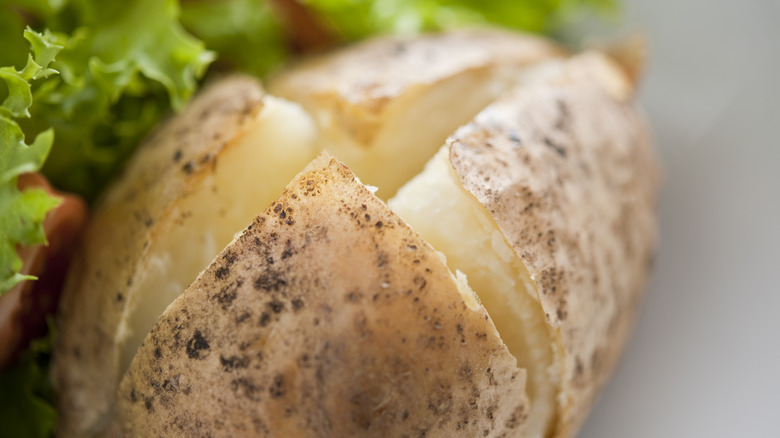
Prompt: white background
<box><xmin>576</xmin><ymin>0</ymin><xmax>780</xmax><ymax>436</ymax></box>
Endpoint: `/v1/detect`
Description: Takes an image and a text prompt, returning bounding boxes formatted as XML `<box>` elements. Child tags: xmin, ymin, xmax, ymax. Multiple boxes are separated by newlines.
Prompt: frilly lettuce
<box><xmin>0</xmin><ymin>28</ymin><xmax>64</xmax><ymax>295</ymax></box>
<box><xmin>31</xmin><ymin>0</ymin><xmax>215</xmax><ymax>199</ymax></box>
<box><xmin>0</xmin><ymin>0</ymin><xmax>214</xmax><ymax>296</ymax></box>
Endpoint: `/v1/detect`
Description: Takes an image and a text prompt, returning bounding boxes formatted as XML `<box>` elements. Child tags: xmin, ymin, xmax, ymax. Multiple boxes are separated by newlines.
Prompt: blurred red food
<box><xmin>0</xmin><ymin>173</ymin><xmax>88</xmax><ymax>370</ymax></box>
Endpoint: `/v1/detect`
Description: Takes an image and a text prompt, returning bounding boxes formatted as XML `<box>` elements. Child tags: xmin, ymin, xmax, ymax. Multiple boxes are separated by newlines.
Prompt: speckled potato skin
<box><xmin>53</xmin><ymin>76</ymin><xmax>267</xmax><ymax>437</ymax></box>
<box><xmin>117</xmin><ymin>153</ymin><xmax>528</xmax><ymax>437</ymax></box>
<box><xmin>447</xmin><ymin>57</ymin><xmax>660</xmax><ymax>437</ymax></box>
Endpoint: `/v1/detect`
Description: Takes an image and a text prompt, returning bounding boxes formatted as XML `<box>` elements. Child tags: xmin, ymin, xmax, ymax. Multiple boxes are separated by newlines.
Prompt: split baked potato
<box><xmin>53</xmin><ymin>28</ymin><xmax>659</xmax><ymax>438</ymax></box>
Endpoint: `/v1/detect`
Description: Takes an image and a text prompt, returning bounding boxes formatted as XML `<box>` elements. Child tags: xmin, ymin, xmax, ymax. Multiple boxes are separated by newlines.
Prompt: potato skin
<box><xmin>53</xmin><ymin>76</ymin><xmax>267</xmax><ymax>437</ymax></box>
<box><xmin>117</xmin><ymin>153</ymin><xmax>528</xmax><ymax>437</ymax></box>
<box><xmin>447</xmin><ymin>57</ymin><xmax>660</xmax><ymax>437</ymax></box>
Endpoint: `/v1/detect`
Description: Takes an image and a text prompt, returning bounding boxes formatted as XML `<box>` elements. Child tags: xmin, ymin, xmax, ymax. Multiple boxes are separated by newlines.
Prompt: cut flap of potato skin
<box><xmin>448</xmin><ymin>59</ymin><xmax>659</xmax><ymax>437</ymax></box>
<box><xmin>117</xmin><ymin>153</ymin><xmax>528</xmax><ymax>437</ymax></box>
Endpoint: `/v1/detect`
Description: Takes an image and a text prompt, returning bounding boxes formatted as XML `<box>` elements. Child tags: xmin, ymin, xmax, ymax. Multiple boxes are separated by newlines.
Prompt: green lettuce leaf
<box><xmin>180</xmin><ymin>0</ymin><xmax>287</xmax><ymax>78</ymax></box>
<box><xmin>25</xmin><ymin>0</ymin><xmax>215</xmax><ymax>199</ymax></box>
<box><xmin>0</xmin><ymin>28</ymin><xmax>64</xmax><ymax>295</ymax></box>
<box><xmin>304</xmin><ymin>0</ymin><xmax>616</xmax><ymax>38</ymax></box>
<box><xmin>1</xmin><ymin>0</ymin><xmax>215</xmax><ymax>292</ymax></box>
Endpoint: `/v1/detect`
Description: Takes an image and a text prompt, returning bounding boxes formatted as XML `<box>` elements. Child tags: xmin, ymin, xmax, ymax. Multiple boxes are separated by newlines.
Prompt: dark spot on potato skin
<box><xmin>344</xmin><ymin>291</ymin><xmax>362</xmax><ymax>303</ymax></box>
<box><xmin>182</xmin><ymin>161</ymin><xmax>195</xmax><ymax>174</ymax></box>
<box><xmin>376</xmin><ymin>252</ymin><xmax>389</xmax><ymax>269</ymax></box>
<box><xmin>231</xmin><ymin>378</ymin><xmax>262</xmax><ymax>401</ymax></box>
<box><xmin>220</xmin><ymin>355</ymin><xmax>251</xmax><ymax>372</ymax></box>
<box><xmin>259</xmin><ymin>312</ymin><xmax>272</xmax><ymax>327</ymax></box>
<box><xmin>236</xmin><ymin>312</ymin><xmax>251</xmax><ymax>324</ymax></box>
<box><xmin>215</xmin><ymin>283</ymin><xmax>239</xmax><ymax>309</ymax></box>
<box><xmin>215</xmin><ymin>266</ymin><xmax>229</xmax><ymax>279</ymax></box>
<box><xmin>543</xmin><ymin>136</ymin><xmax>566</xmax><ymax>157</ymax></box>
<box><xmin>291</xmin><ymin>298</ymin><xmax>304</xmax><ymax>311</ymax></box>
<box><xmin>144</xmin><ymin>397</ymin><xmax>154</xmax><ymax>413</ymax></box>
<box><xmin>254</xmin><ymin>272</ymin><xmax>287</xmax><ymax>292</ymax></box>
<box><xmin>186</xmin><ymin>330</ymin><xmax>210</xmax><ymax>359</ymax></box>
<box><xmin>222</xmin><ymin>251</ymin><xmax>237</xmax><ymax>265</ymax></box>
<box><xmin>161</xmin><ymin>376</ymin><xmax>180</xmax><ymax>392</ymax></box>
<box><xmin>267</xmin><ymin>300</ymin><xmax>285</xmax><ymax>314</ymax></box>
<box><xmin>269</xmin><ymin>374</ymin><xmax>285</xmax><ymax>398</ymax></box>
<box><xmin>154</xmin><ymin>347</ymin><xmax>162</xmax><ymax>359</ymax></box>
<box><xmin>508</xmin><ymin>129</ymin><xmax>522</xmax><ymax>146</ymax></box>
<box><xmin>504</xmin><ymin>404</ymin><xmax>527</xmax><ymax>429</ymax></box>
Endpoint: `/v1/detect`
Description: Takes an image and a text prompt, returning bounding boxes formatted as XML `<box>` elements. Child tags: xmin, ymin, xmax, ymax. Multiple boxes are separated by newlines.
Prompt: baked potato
<box><xmin>53</xmin><ymin>28</ymin><xmax>659</xmax><ymax>438</ymax></box>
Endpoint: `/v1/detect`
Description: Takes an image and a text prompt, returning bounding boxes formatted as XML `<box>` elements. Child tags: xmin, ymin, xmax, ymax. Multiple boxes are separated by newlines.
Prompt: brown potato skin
<box><xmin>447</xmin><ymin>59</ymin><xmax>660</xmax><ymax>437</ymax></box>
<box><xmin>117</xmin><ymin>153</ymin><xmax>528</xmax><ymax>437</ymax></box>
<box><xmin>52</xmin><ymin>76</ymin><xmax>267</xmax><ymax>437</ymax></box>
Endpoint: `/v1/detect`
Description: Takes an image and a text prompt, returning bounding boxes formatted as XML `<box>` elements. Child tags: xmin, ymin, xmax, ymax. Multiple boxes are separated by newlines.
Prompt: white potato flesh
<box><xmin>269</xmin><ymin>29</ymin><xmax>567</xmax><ymax>199</ymax></box>
<box><xmin>390</xmin><ymin>147</ymin><xmax>557</xmax><ymax>438</ymax></box>
<box><xmin>116</xmin><ymin>97</ymin><xmax>318</xmax><ymax>374</ymax></box>
<box><xmin>309</xmin><ymin>66</ymin><xmax>523</xmax><ymax>198</ymax></box>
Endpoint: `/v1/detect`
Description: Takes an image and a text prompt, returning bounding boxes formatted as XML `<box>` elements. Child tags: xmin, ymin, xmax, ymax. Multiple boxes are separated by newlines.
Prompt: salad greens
<box><xmin>0</xmin><ymin>0</ymin><xmax>616</xmax><ymax>436</ymax></box>
<box><xmin>1</xmin><ymin>28</ymin><xmax>64</xmax><ymax>295</ymax></box>
<box><xmin>305</xmin><ymin>0</ymin><xmax>615</xmax><ymax>38</ymax></box>
<box><xmin>24</xmin><ymin>0</ymin><xmax>215</xmax><ymax>199</ymax></box>
<box><xmin>1</xmin><ymin>0</ymin><xmax>214</xmax><ymax>297</ymax></box>
<box><xmin>180</xmin><ymin>0</ymin><xmax>288</xmax><ymax>78</ymax></box>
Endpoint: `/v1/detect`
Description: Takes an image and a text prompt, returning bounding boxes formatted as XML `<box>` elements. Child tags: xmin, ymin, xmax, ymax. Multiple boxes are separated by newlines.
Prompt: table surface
<box><xmin>575</xmin><ymin>1</ymin><xmax>780</xmax><ymax>437</ymax></box>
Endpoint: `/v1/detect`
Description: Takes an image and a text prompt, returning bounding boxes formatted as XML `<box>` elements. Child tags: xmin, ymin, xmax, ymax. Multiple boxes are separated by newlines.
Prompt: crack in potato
<box><xmin>390</xmin><ymin>148</ymin><xmax>557</xmax><ymax>438</ymax></box>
